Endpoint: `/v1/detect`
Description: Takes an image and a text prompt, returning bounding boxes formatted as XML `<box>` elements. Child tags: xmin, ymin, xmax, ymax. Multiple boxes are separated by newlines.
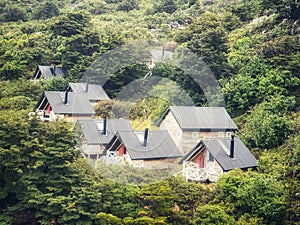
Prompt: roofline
<box><xmin>156</xmin><ymin>107</ymin><xmax>238</xmax><ymax>130</ymax></box>
<box><xmin>181</xmin><ymin>128</ymin><xmax>238</xmax><ymax>132</ymax></box>
<box><xmin>130</xmin><ymin>155</ymin><xmax>182</xmax><ymax>160</ymax></box>
<box><xmin>34</xmin><ymin>65</ymin><xmax>66</xmax><ymax>78</ymax></box>
<box><xmin>179</xmin><ymin>138</ymin><xmax>258</xmax><ymax>171</ymax></box>
<box><xmin>103</xmin><ymin>132</ymin><xmax>120</xmax><ymax>155</ymax></box>
<box><xmin>34</xmin><ymin>91</ymin><xmax>46</xmax><ymax>110</ymax></box>
<box><xmin>222</xmin><ymin>165</ymin><xmax>258</xmax><ymax>172</ymax></box>
<box><xmin>178</xmin><ymin>141</ymin><xmax>204</xmax><ymax>164</ymax></box>
<box><xmin>156</xmin><ymin>108</ymin><xmax>170</xmax><ymax>127</ymax></box>
<box><xmin>56</xmin><ymin>112</ymin><xmax>95</xmax><ymax>116</ymax></box>
<box><xmin>33</xmin><ymin>66</ymin><xmax>40</xmax><ymax>79</ymax></box>
<box><xmin>106</xmin><ymin>131</ymin><xmax>182</xmax><ymax>160</ymax></box>
<box><xmin>87</xmin><ymin>142</ymin><xmax>106</xmax><ymax>145</ymax></box>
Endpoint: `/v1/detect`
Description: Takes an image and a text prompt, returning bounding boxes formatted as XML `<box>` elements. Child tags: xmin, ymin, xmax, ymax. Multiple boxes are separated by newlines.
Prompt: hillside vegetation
<box><xmin>0</xmin><ymin>0</ymin><xmax>299</xmax><ymax>224</ymax></box>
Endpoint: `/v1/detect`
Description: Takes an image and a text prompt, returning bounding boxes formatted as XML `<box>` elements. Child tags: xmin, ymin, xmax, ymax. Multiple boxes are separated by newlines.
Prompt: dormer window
<box><xmin>97</xmin><ymin>121</ymin><xmax>103</xmax><ymax>131</ymax></box>
<box><xmin>136</xmin><ymin>132</ymin><xmax>144</xmax><ymax>145</ymax></box>
<box><xmin>208</xmin><ymin>152</ymin><xmax>214</xmax><ymax>162</ymax></box>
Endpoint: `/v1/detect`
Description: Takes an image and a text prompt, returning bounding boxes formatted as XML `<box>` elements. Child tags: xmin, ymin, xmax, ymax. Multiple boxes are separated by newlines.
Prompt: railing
<box><xmin>101</xmin><ymin>151</ymin><xmax>133</xmax><ymax>165</ymax></box>
<box><xmin>182</xmin><ymin>161</ymin><xmax>220</xmax><ymax>182</ymax></box>
<box><xmin>29</xmin><ymin>111</ymin><xmax>61</xmax><ymax>122</ymax></box>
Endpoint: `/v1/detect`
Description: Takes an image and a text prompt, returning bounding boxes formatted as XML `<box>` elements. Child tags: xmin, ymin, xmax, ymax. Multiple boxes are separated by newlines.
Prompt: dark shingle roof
<box><xmin>77</xmin><ymin>119</ymin><xmax>132</xmax><ymax>145</ymax></box>
<box><xmin>157</xmin><ymin>106</ymin><xmax>238</xmax><ymax>131</ymax></box>
<box><xmin>34</xmin><ymin>65</ymin><xmax>66</xmax><ymax>79</ymax></box>
<box><xmin>179</xmin><ymin>138</ymin><xmax>257</xmax><ymax>171</ymax></box>
<box><xmin>38</xmin><ymin>91</ymin><xmax>95</xmax><ymax>116</ymax></box>
<box><xmin>106</xmin><ymin>130</ymin><xmax>182</xmax><ymax>160</ymax></box>
<box><xmin>67</xmin><ymin>82</ymin><xmax>110</xmax><ymax>101</ymax></box>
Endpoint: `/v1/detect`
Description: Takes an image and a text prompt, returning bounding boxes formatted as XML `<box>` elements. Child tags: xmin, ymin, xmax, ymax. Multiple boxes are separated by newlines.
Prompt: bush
<box><xmin>243</xmin><ymin>95</ymin><xmax>295</xmax><ymax>149</ymax></box>
<box><xmin>2</xmin><ymin>4</ymin><xmax>26</xmax><ymax>22</ymax></box>
<box><xmin>117</xmin><ymin>0</ymin><xmax>139</xmax><ymax>11</ymax></box>
<box><xmin>216</xmin><ymin>170</ymin><xmax>286</xmax><ymax>224</ymax></box>
<box><xmin>95</xmin><ymin>100</ymin><xmax>114</xmax><ymax>118</ymax></box>
<box><xmin>33</xmin><ymin>2</ymin><xmax>59</xmax><ymax>20</ymax></box>
<box><xmin>193</xmin><ymin>204</ymin><xmax>235</xmax><ymax>225</ymax></box>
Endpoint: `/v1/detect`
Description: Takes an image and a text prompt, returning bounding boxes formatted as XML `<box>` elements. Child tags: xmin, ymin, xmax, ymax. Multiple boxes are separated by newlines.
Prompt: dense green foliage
<box><xmin>0</xmin><ymin>0</ymin><xmax>299</xmax><ymax>224</ymax></box>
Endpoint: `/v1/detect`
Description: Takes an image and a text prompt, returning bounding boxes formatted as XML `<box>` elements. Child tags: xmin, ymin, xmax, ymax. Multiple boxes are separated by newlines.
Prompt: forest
<box><xmin>0</xmin><ymin>0</ymin><xmax>299</xmax><ymax>224</ymax></box>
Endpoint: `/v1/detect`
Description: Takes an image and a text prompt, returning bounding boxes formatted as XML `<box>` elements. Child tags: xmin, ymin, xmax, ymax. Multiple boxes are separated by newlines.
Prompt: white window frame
<box><xmin>218</xmin><ymin>132</ymin><xmax>224</xmax><ymax>138</ymax></box>
<box><xmin>192</xmin><ymin>132</ymin><xmax>199</xmax><ymax>139</ymax></box>
<box><xmin>226</xmin><ymin>132</ymin><xmax>232</xmax><ymax>138</ymax></box>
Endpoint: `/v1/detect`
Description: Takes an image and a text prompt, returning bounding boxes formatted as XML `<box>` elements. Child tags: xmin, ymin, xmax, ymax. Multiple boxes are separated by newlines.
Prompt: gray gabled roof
<box><xmin>36</xmin><ymin>91</ymin><xmax>95</xmax><ymax>116</ymax></box>
<box><xmin>105</xmin><ymin>130</ymin><xmax>182</xmax><ymax>160</ymax></box>
<box><xmin>67</xmin><ymin>82</ymin><xmax>110</xmax><ymax>101</ymax></box>
<box><xmin>150</xmin><ymin>49</ymin><xmax>173</xmax><ymax>62</ymax></box>
<box><xmin>179</xmin><ymin>138</ymin><xmax>257</xmax><ymax>171</ymax></box>
<box><xmin>157</xmin><ymin>106</ymin><xmax>238</xmax><ymax>131</ymax></box>
<box><xmin>77</xmin><ymin>119</ymin><xmax>132</xmax><ymax>145</ymax></box>
<box><xmin>34</xmin><ymin>65</ymin><xmax>66</xmax><ymax>79</ymax></box>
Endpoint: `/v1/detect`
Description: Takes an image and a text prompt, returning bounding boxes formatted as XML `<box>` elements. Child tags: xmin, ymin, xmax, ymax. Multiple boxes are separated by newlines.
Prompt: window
<box><xmin>205</xmin><ymin>133</ymin><xmax>212</xmax><ymax>139</ymax></box>
<box><xmin>192</xmin><ymin>132</ymin><xmax>199</xmax><ymax>139</ymax></box>
<box><xmin>218</xmin><ymin>132</ymin><xmax>224</xmax><ymax>138</ymax></box>
<box><xmin>97</xmin><ymin>121</ymin><xmax>108</xmax><ymax>135</ymax></box>
<box><xmin>226</xmin><ymin>132</ymin><xmax>231</xmax><ymax>138</ymax></box>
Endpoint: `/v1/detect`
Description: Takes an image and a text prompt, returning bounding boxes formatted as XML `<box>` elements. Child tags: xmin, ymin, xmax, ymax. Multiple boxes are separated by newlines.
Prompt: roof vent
<box><xmin>85</xmin><ymin>80</ymin><xmax>89</xmax><ymax>93</ymax></box>
<box><xmin>64</xmin><ymin>91</ymin><xmax>69</xmax><ymax>105</ymax></box>
<box><xmin>230</xmin><ymin>135</ymin><xmax>235</xmax><ymax>158</ymax></box>
<box><xmin>143</xmin><ymin>128</ymin><xmax>149</xmax><ymax>147</ymax></box>
<box><xmin>102</xmin><ymin>117</ymin><xmax>107</xmax><ymax>135</ymax></box>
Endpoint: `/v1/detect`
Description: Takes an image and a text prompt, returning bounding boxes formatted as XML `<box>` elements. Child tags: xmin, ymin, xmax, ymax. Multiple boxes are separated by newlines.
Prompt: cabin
<box><xmin>75</xmin><ymin>118</ymin><xmax>132</xmax><ymax>160</ymax></box>
<box><xmin>102</xmin><ymin>129</ymin><xmax>182</xmax><ymax>169</ymax></box>
<box><xmin>65</xmin><ymin>82</ymin><xmax>110</xmax><ymax>106</ymax></box>
<box><xmin>157</xmin><ymin>106</ymin><xmax>238</xmax><ymax>154</ymax></box>
<box><xmin>33</xmin><ymin>91</ymin><xmax>95</xmax><ymax>122</ymax></box>
<box><xmin>179</xmin><ymin>136</ymin><xmax>257</xmax><ymax>182</ymax></box>
<box><xmin>33</xmin><ymin>65</ymin><xmax>66</xmax><ymax>80</ymax></box>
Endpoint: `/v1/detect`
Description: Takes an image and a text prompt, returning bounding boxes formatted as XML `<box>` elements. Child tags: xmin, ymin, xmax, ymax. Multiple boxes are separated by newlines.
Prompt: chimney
<box><xmin>53</xmin><ymin>65</ymin><xmax>56</xmax><ymax>76</ymax></box>
<box><xmin>50</xmin><ymin>66</ymin><xmax>54</xmax><ymax>76</ymax></box>
<box><xmin>143</xmin><ymin>128</ymin><xmax>149</xmax><ymax>147</ymax></box>
<box><xmin>230</xmin><ymin>135</ymin><xmax>235</xmax><ymax>158</ymax></box>
<box><xmin>102</xmin><ymin>117</ymin><xmax>107</xmax><ymax>135</ymax></box>
<box><xmin>64</xmin><ymin>91</ymin><xmax>69</xmax><ymax>105</ymax></box>
<box><xmin>85</xmin><ymin>80</ymin><xmax>89</xmax><ymax>93</ymax></box>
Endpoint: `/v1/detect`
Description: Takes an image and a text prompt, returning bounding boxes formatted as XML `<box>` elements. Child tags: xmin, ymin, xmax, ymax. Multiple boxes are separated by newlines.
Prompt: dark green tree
<box><xmin>175</xmin><ymin>12</ymin><xmax>229</xmax><ymax>79</ymax></box>
<box><xmin>117</xmin><ymin>0</ymin><xmax>139</xmax><ymax>11</ymax></box>
<box><xmin>2</xmin><ymin>4</ymin><xmax>26</xmax><ymax>22</ymax></box>
<box><xmin>95</xmin><ymin>100</ymin><xmax>114</xmax><ymax>118</ymax></box>
<box><xmin>50</xmin><ymin>12</ymin><xmax>90</xmax><ymax>37</ymax></box>
<box><xmin>40</xmin><ymin>77</ymin><xmax>67</xmax><ymax>91</ymax></box>
<box><xmin>242</xmin><ymin>95</ymin><xmax>294</xmax><ymax>149</ymax></box>
<box><xmin>0</xmin><ymin>112</ymin><xmax>104</xmax><ymax>224</ymax></box>
<box><xmin>154</xmin><ymin>0</ymin><xmax>177</xmax><ymax>14</ymax></box>
<box><xmin>215</xmin><ymin>170</ymin><xmax>286</xmax><ymax>224</ymax></box>
<box><xmin>33</xmin><ymin>2</ymin><xmax>59</xmax><ymax>20</ymax></box>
